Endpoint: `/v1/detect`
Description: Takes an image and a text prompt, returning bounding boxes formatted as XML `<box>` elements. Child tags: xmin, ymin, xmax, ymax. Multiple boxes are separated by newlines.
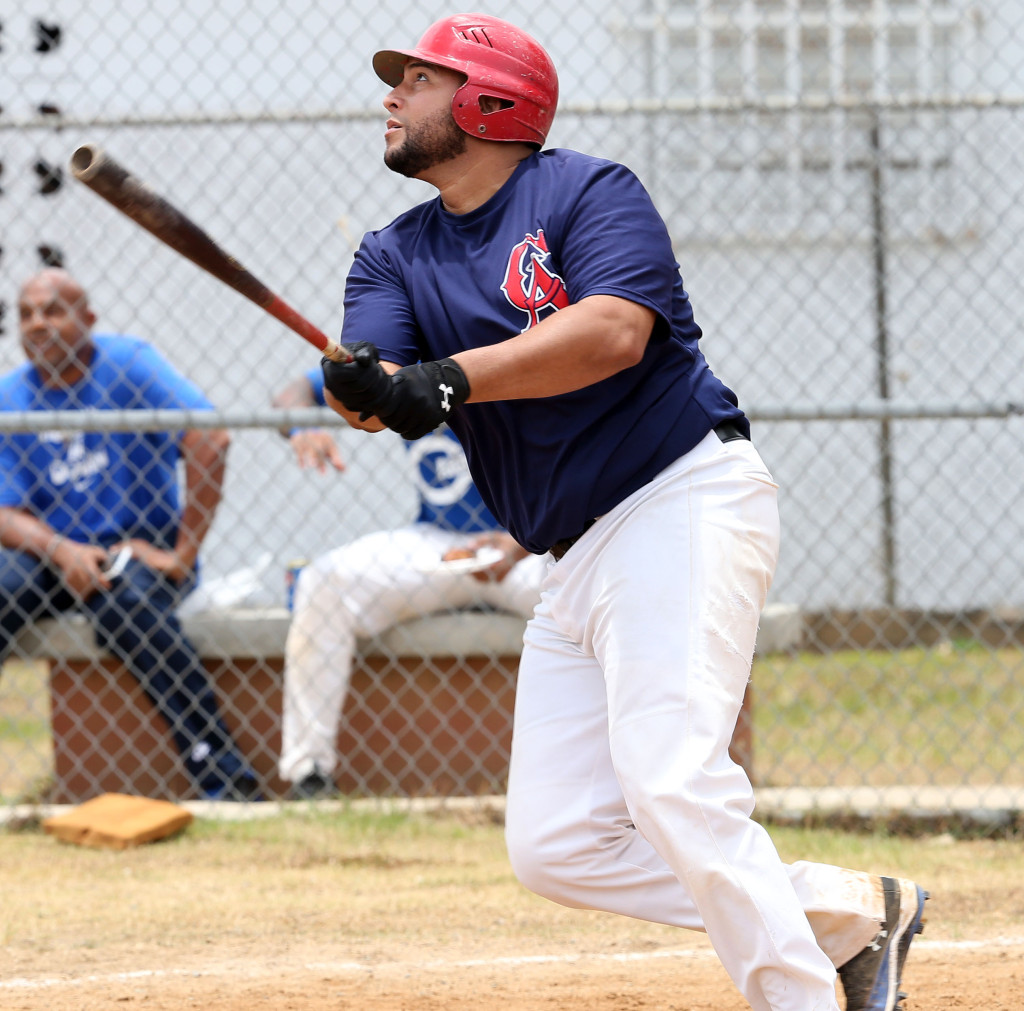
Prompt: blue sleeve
<box><xmin>306</xmin><ymin>366</ymin><xmax>326</xmax><ymax>406</ymax></box>
<box><xmin>0</xmin><ymin>373</ymin><xmax>35</xmax><ymax>508</ymax></box>
<box><xmin>341</xmin><ymin>231</ymin><xmax>424</xmax><ymax>367</ymax></box>
<box><xmin>555</xmin><ymin>161</ymin><xmax>682</xmax><ymax>337</ymax></box>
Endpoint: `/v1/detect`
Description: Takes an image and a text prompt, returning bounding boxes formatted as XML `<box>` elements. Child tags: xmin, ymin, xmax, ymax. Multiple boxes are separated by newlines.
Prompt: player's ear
<box><xmin>478</xmin><ymin>94</ymin><xmax>514</xmax><ymax>116</ymax></box>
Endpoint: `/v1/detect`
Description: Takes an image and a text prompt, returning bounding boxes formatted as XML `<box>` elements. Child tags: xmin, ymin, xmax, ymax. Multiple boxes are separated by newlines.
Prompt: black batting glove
<box><xmin>369</xmin><ymin>359</ymin><xmax>471</xmax><ymax>441</ymax></box>
<box><xmin>321</xmin><ymin>341</ymin><xmax>392</xmax><ymax>414</ymax></box>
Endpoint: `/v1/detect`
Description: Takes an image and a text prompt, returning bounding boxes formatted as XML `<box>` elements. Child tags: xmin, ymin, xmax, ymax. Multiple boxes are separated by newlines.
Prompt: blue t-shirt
<box><xmin>0</xmin><ymin>334</ymin><xmax>214</xmax><ymax>547</ymax></box>
<box><xmin>306</xmin><ymin>368</ymin><xmax>499</xmax><ymax>534</ymax></box>
<box><xmin>339</xmin><ymin>148</ymin><xmax>746</xmax><ymax>553</ymax></box>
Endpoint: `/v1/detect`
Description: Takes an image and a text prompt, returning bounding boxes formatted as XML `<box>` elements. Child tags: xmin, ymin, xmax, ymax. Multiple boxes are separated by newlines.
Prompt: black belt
<box><xmin>549</xmin><ymin>518</ymin><xmax>597</xmax><ymax>561</ymax></box>
<box><xmin>713</xmin><ymin>417</ymin><xmax>750</xmax><ymax>444</ymax></box>
<box><xmin>547</xmin><ymin>419</ymin><xmax>749</xmax><ymax>561</ymax></box>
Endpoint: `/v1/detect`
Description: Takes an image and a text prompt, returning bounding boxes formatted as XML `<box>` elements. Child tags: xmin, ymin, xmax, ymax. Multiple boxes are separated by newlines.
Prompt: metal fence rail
<box><xmin>2</xmin><ymin>0</ymin><xmax>1022</xmax><ymax>819</ymax></box>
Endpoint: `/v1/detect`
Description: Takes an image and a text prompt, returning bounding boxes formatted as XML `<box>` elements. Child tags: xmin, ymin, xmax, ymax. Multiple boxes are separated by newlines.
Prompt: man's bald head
<box><xmin>17</xmin><ymin>268</ymin><xmax>97</xmax><ymax>386</ymax></box>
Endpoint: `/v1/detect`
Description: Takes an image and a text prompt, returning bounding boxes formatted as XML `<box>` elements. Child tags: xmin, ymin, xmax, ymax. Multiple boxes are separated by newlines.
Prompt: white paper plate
<box><xmin>413</xmin><ymin>545</ymin><xmax>505</xmax><ymax>574</ymax></box>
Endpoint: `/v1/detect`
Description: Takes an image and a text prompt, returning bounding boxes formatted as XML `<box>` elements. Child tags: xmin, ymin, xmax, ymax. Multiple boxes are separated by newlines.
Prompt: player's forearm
<box><xmin>322</xmin><ymin>387</ymin><xmax>387</xmax><ymax>431</ymax></box>
<box><xmin>0</xmin><ymin>506</ymin><xmax>65</xmax><ymax>558</ymax></box>
<box><xmin>455</xmin><ymin>295</ymin><xmax>656</xmax><ymax>402</ymax></box>
<box><xmin>176</xmin><ymin>429</ymin><xmax>230</xmax><ymax>567</ymax></box>
<box><xmin>272</xmin><ymin>375</ymin><xmax>318</xmax><ymax>436</ymax></box>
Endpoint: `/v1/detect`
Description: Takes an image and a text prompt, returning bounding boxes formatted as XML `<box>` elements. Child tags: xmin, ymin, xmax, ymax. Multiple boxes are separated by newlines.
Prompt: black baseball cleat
<box><xmin>838</xmin><ymin>877</ymin><xmax>928</xmax><ymax>1011</ymax></box>
<box><xmin>289</xmin><ymin>770</ymin><xmax>339</xmax><ymax>800</ymax></box>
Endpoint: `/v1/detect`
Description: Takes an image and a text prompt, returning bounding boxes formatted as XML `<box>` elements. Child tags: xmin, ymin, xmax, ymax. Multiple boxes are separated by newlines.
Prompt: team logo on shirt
<box><xmin>501</xmin><ymin>229</ymin><xmax>569</xmax><ymax>331</ymax></box>
<box><xmin>406</xmin><ymin>431</ymin><xmax>473</xmax><ymax>506</ymax></box>
<box><xmin>48</xmin><ymin>433</ymin><xmax>109</xmax><ymax>493</ymax></box>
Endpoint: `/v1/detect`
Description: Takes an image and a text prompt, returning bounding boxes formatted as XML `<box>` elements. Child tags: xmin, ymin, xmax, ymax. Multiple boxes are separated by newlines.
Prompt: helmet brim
<box><xmin>373</xmin><ymin>48</ymin><xmax>471</xmax><ymax>88</ymax></box>
<box><xmin>372</xmin><ymin>49</ymin><xmax>414</xmax><ymax>87</ymax></box>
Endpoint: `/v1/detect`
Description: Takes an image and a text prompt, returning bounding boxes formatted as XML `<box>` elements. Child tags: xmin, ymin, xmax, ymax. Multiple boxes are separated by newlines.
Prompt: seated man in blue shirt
<box><xmin>0</xmin><ymin>268</ymin><xmax>258</xmax><ymax>800</ymax></box>
<box><xmin>274</xmin><ymin>367</ymin><xmax>547</xmax><ymax>799</ymax></box>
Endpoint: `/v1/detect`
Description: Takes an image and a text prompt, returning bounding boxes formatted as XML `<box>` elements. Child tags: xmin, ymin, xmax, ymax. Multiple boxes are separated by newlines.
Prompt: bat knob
<box><xmin>70</xmin><ymin>144</ymin><xmax>105</xmax><ymax>182</ymax></box>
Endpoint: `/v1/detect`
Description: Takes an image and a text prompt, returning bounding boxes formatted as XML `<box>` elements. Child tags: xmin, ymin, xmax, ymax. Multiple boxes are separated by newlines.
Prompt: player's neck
<box><xmin>432</xmin><ymin>143</ymin><xmax>534</xmax><ymax>215</ymax></box>
<box><xmin>37</xmin><ymin>343</ymin><xmax>94</xmax><ymax>390</ymax></box>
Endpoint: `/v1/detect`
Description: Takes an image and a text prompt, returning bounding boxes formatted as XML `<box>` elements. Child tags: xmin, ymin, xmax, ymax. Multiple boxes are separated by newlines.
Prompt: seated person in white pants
<box><xmin>274</xmin><ymin>367</ymin><xmax>547</xmax><ymax>798</ymax></box>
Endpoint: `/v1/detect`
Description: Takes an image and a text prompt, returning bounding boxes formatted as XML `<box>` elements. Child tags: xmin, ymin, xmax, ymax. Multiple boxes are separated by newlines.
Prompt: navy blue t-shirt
<box><xmin>340</xmin><ymin>149</ymin><xmax>745</xmax><ymax>553</ymax></box>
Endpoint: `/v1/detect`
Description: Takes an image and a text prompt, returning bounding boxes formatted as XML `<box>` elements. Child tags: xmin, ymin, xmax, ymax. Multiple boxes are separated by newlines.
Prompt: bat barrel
<box><xmin>70</xmin><ymin>143</ymin><xmax>273</xmax><ymax>307</ymax></box>
<box><xmin>69</xmin><ymin>143</ymin><xmax>351</xmax><ymax>363</ymax></box>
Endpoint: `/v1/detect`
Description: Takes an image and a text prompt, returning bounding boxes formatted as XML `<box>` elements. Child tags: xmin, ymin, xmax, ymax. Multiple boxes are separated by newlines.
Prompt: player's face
<box><xmin>383</xmin><ymin>61</ymin><xmax>467</xmax><ymax>179</ymax></box>
<box><xmin>17</xmin><ymin>271</ymin><xmax>96</xmax><ymax>383</ymax></box>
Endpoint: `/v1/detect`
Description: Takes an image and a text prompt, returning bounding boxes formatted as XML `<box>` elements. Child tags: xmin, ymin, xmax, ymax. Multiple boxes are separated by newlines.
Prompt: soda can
<box><xmin>285</xmin><ymin>558</ymin><xmax>309</xmax><ymax>612</ymax></box>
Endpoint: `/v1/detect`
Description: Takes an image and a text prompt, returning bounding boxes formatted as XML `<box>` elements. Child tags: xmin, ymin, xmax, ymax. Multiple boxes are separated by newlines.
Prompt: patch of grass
<box><xmin>1</xmin><ymin>808</ymin><xmax>1020</xmax><ymax>954</ymax></box>
<box><xmin>752</xmin><ymin>645</ymin><xmax>1024</xmax><ymax>786</ymax></box>
<box><xmin>0</xmin><ymin>660</ymin><xmax>53</xmax><ymax>802</ymax></box>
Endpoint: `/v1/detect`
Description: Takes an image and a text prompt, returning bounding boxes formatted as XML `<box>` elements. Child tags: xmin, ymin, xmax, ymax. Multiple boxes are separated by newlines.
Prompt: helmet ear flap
<box><xmin>451</xmin><ymin>82</ymin><xmax>493</xmax><ymax>138</ymax></box>
<box><xmin>454</xmin><ymin>86</ymin><xmax>538</xmax><ymax>144</ymax></box>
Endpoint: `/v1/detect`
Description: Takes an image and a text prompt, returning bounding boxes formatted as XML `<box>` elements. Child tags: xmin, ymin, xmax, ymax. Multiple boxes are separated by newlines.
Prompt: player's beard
<box><xmin>385</xmin><ymin>109</ymin><xmax>467</xmax><ymax>179</ymax></box>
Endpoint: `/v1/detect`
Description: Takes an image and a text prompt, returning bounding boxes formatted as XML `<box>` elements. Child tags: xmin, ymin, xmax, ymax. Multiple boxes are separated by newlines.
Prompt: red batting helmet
<box><xmin>373</xmin><ymin>13</ymin><xmax>559</xmax><ymax>148</ymax></box>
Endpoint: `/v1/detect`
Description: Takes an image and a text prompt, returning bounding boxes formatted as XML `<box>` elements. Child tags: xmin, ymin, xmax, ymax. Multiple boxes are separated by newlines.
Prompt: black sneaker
<box><xmin>838</xmin><ymin>877</ymin><xmax>928</xmax><ymax>1011</ymax></box>
<box><xmin>290</xmin><ymin>770</ymin><xmax>339</xmax><ymax>800</ymax></box>
<box><xmin>201</xmin><ymin>771</ymin><xmax>264</xmax><ymax>802</ymax></box>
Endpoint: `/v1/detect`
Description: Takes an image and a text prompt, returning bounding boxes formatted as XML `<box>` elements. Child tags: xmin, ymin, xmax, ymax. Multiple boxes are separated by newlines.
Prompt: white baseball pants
<box><xmin>505</xmin><ymin>431</ymin><xmax>883</xmax><ymax>1011</ymax></box>
<box><xmin>279</xmin><ymin>523</ymin><xmax>547</xmax><ymax>783</ymax></box>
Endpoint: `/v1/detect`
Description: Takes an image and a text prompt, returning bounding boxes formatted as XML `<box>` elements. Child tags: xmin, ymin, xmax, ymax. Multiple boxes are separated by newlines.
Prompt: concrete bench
<box><xmin>11</xmin><ymin>604</ymin><xmax>801</xmax><ymax>803</ymax></box>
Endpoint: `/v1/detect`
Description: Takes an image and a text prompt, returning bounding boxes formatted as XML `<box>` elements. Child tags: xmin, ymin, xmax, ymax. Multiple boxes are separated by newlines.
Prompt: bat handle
<box><xmin>322</xmin><ymin>341</ymin><xmax>352</xmax><ymax>363</ymax></box>
<box><xmin>265</xmin><ymin>297</ymin><xmax>352</xmax><ymax>362</ymax></box>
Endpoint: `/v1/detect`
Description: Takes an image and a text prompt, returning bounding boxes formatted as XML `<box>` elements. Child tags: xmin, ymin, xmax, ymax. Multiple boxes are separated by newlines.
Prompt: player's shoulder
<box><xmin>369</xmin><ymin>193</ymin><xmax>439</xmax><ymax>246</ymax></box>
<box><xmin>93</xmin><ymin>332</ymin><xmax>158</xmax><ymax>366</ymax></box>
<box><xmin>535</xmin><ymin>147</ymin><xmax>618</xmax><ymax>169</ymax></box>
<box><xmin>0</xmin><ymin>361</ymin><xmax>34</xmax><ymax>404</ymax></box>
<box><xmin>97</xmin><ymin>334</ymin><xmax>204</xmax><ymax>406</ymax></box>
<box><xmin>522</xmin><ymin>149</ymin><xmax>649</xmax><ymax>209</ymax></box>
<box><xmin>98</xmin><ymin>333</ymin><xmax>184</xmax><ymax>375</ymax></box>
<box><xmin>533</xmin><ymin>147</ymin><xmax>642</xmax><ymax>181</ymax></box>
<box><xmin>94</xmin><ymin>331</ymin><xmax>152</xmax><ymax>352</ymax></box>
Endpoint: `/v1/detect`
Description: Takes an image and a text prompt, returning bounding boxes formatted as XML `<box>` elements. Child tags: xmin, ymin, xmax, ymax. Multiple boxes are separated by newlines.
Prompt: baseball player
<box><xmin>317</xmin><ymin>14</ymin><xmax>927</xmax><ymax>1011</ymax></box>
<box><xmin>274</xmin><ymin>367</ymin><xmax>546</xmax><ymax>798</ymax></box>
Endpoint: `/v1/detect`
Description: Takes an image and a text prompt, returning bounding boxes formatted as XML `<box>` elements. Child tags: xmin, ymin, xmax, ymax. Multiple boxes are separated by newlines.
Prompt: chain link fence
<box><xmin>1</xmin><ymin>0</ymin><xmax>1022</xmax><ymax>814</ymax></box>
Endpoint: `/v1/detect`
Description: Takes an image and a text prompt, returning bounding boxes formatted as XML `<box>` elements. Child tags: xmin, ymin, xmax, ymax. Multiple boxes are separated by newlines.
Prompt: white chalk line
<box><xmin>3</xmin><ymin>936</ymin><xmax>1023</xmax><ymax>992</ymax></box>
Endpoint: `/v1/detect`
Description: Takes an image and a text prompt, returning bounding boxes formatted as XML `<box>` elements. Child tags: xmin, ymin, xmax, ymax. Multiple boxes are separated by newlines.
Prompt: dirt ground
<box><xmin>2</xmin><ymin>932</ymin><xmax>1022</xmax><ymax>1010</ymax></box>
<box><xmin>1</xmin><ymin>807</ymin><xmax>1021</xmax><ymax>1010</ymax></box>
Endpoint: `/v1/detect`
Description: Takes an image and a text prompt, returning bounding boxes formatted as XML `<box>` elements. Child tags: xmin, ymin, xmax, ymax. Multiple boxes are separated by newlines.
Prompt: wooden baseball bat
<box><xmin>69</xmin><ymin>143</ymin><xmax>351</xmax><ymax>362</ymax></box>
